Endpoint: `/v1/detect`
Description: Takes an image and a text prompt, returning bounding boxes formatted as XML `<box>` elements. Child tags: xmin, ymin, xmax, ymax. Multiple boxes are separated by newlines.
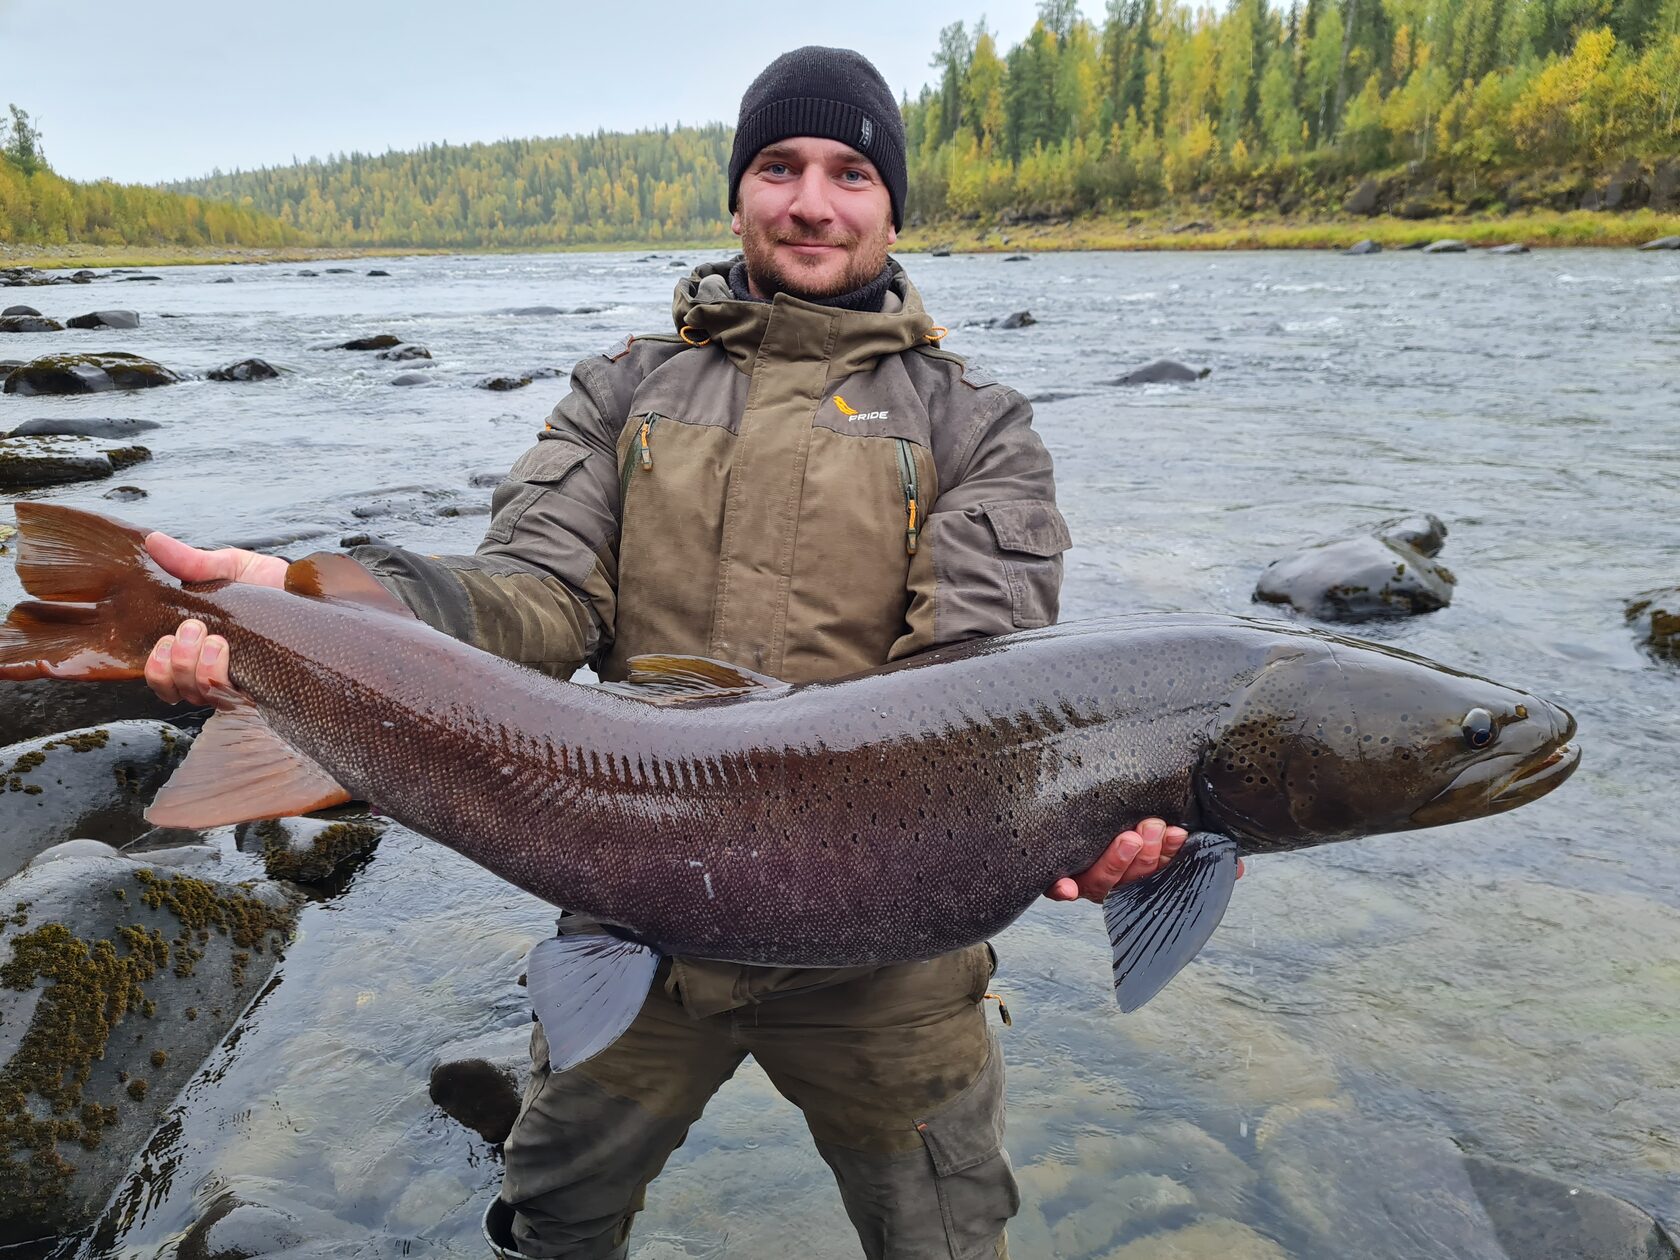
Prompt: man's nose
<box><xmin>786</xmin><ymin>167</ymin><xmax>835</xmax><ymax>226</ymax></box>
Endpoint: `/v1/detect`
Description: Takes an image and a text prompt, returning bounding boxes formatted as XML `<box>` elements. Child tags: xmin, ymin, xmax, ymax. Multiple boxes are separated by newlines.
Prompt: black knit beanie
<box><xmin>728</xmin><ymin>47</ymin><xmax>908</xmax><ymax>230</ymax></box>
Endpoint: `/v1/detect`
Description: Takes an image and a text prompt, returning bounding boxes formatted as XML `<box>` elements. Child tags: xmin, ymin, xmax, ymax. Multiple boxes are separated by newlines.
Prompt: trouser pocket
<box><xmin>914</xmin><ymin>1038</ymin><xmax>1019</xmax><ymax>1259</ymax></box>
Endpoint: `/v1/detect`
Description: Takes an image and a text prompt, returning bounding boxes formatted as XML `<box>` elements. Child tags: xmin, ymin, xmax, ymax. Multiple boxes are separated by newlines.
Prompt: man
<box><xmin>143</xmin><ymin>47</ymin><xmax>1187</xmax><ymax>1260</ymax></box>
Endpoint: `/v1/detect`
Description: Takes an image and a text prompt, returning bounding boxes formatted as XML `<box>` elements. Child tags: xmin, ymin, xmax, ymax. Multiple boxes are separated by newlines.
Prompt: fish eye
<box><xmin>1462</xmin><ymin>708</ymin><xmax>1496</xmax><ymax>749</ymax></box>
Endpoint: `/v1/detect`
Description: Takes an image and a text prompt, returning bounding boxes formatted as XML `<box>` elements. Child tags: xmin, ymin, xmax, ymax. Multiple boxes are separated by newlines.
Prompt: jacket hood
<box><xmin>671</xmin><ymin>256</ymin><xmax>936</xmax><ymax>378</ymax></box>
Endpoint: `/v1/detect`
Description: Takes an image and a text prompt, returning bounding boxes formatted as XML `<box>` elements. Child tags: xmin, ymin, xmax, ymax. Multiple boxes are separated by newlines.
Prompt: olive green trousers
<box><xmin>499</xmin><ymin>943</ymin><xmax>1017</xmax><ymax>1260</ymax></box>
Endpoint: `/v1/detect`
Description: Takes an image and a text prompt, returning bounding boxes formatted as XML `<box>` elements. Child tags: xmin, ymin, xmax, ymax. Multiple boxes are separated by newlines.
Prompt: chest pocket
<box><xmin>483</xmin><ymin>440</ymin><xmax>591</xmax><ymax>545</ymax></box>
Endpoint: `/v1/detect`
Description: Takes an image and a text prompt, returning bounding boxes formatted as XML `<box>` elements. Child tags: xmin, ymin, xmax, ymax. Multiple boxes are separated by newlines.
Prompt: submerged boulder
<box><xmin>1343</xmin><ymin>239</ymin><xmax>1382</xmax><ymax>255</ymax></box>
<box><xmin>206</xmin><ymin>358</ymin><xmax>282</xmax><ymax>382</ymax></box>
<box><xmin>3</xmin><ymin>352</ymin><xmax>180</xmax><ymax>396</ymax></box>
<box><xmin>375</xmin><ymin>343</ymin><xmax>431</xmax><ymax>362</ymax></box>
<box><xmin>1107</xmin><ymin>359</ymin><xmax>1211</xmax><ymax>386</ymax></box>
<box><xmin>991</xmin><ymin>310</ymin><xmax>1037</xmax><ymax>329</ymax></box>
<box><xmin>318</xmin><ymin>334</ymin><xmax>402</xmax><ymax>351</ymax></box>
<box><xmin>0</xmin><ymin>305</ymin><xmax>41</xmax><ymax>317</ymax></box>
<box><xmin>0</xmin><ymin>434</ymin><xmax>151</xmax><ymax>488</ymax></box>
<box><xmin>429</xmin><ymin>1023</ymin><xmax>532</xmax><ymax>1144</ymax></box>
<box><xmin>1254</xmin><ymin>513</ymin><xmax>1455</xmax><ymax>621</ymax></box>
<box><xmin>1423</xmin><ymin>238</ymin><xmax>1469</xmax><ymax>253</ymax></box>
<box><xmin>65</xmin><ymin>311</ymin><xmax>140</xmax><ymax>331</ymax></box>
<box><xmin>1626</xmin><ymin>587</ymin><xmax>1680</xmax><ymax>661</ymax></box>
<box><xmin>1486</xmin><ymin>243</ymin><xmax>1531</xmax><ymax>254</ymax></box>
<box><xmin>1638</xmin><ymin>235</ymin><xmax>1680</xmax><ymax>251</ymax></box>
<box><xmin>0</xmin><ymin>721</ymin><xmax>193</xmax><ymax>882</ymax></box>
<box><xmin>0</xmin><ymin>849</ymin><xmax>296</xmax><ymax>1241</ymax></box>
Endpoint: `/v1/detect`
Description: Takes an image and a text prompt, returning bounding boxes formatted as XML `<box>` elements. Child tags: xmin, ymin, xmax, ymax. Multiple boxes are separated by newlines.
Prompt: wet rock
<box><xmin>1486</xmin><ymin>242</ymin><xmax>1530</xmax><ymax>254</ymax></box>
<box><xmin>5</xmin><ymin>416</ymin><xmax>161</xmax><ymax>440</ymax></box>
<box><xmin>375</xmin><ymin>343</ymin><xmax>431</xmax><ymax>362</ymax></box>
<box><xmin>117</xmin><ymin>274</ymin><xmax>161</xmax><ymax>282</ymax></box>
<box><xmin>1463</xmin><ymin>1154</ymin><xmax>1680</xmax><ymax>1260</ymax></box>
<box><xmin>2</xmin><ymin>352</ymin><xmax>180</xmax><ymax>395</ymax></box>
<box><xmin>389</xmin><ymin>371</ymin><xmax>432</xmax><ymax>387</ymax></box>
<box><xmin>1626</xmin><ymin>587</ymin><xmax>1680</xmax><ymax>661</ymax></box>
<box><xmin>318</xmin><ymin>334</ymin><xmax>402</xmax><ymax>351</ymax></box>
<box><xmin>65</xmin><ymin>310</ymin><xmax>139</xmax><ymax>331</ymax></box>
<box><xmin>1106</xmin><ymin>359</ymin><xmax>1211</xmax><ymax>386</ymax></box>
<box><xmin>1344</xmin><ymin>178</ymin><xmax>1381</xmax><ymax>216</ymax></box>
<box><xmin>213</xmin><ymin>276</ymin><xmax>236</xmax><ymax>283</ymax></box>
<box><xmin>294</xmin><ymin>269</ymin><xmax>319</xmax><ymax>278</ymax></box>
<box><xmin>477</xmin><ymin>367</ymin><xmax>562</xmax><ymax>391</ymax></box>
<box><xmin>1</xmin><ymin>305</ymin><xmax>41</xmax><ymax>317</ymax></box>
<box><xmin>101</xmin><ymin>485</ymin><xmax>148</xmax><ymax>502</ymax></box>
<box><xmin>468</xmin><ymin>470</ymin><xmax>505</xmax><ymax>487</ymax></box>
<box><xmin>233</xmin><ymin>815</ymin><xmax>385</xmax><ymax>885</ymax></box>
<box><xmin>323</xmin><ymin>267</ymin><xmax>354</xmax><ymax>274</ymax></box>
<box><xmin>207</xmin><ymin>358</ymin><xmax>282</xmax><ymax>382</ymax></box>
<box><xmin>1423</xmin><ymin>238</ymin><xmax>1468</xmax><ymax>253</ymax></box>
<box><xmin>1002</xmin><ymin>253</ymin><xmax>1031</xmax><ymax>261</ymax></box>
<box><xmin>991</xmin><ymin>310</ymin><xmax>1037</xmax><ymax>329</ymax></box>
<box><xmin>0</xmin><ymin>434</ymin><xmax>152</xmax><ymax>488</ymax></box>
<box><xmin>0</xmin><ymin>315</ymin><xmax>65</xmax><ymax>333</ymax></box>
<box><xmin>175</xmin><ymin>1188</ymin><xmax>360</xmax><ymax>1260</ymax></box>
<box><xmin>0</xmin><ymin>679</ymin><xmax>183</xmax><ymax>746</ymax></box>
<box><xmin>1025</xmin><ymin>390</ymin><xmax>1089</xmax><ymax>404</ymax></box>
<box><xmin>429</xmin><ymin>1023</ymin><xmax>531</xmax><ymax>1144</ymax></box>
<box><xmin>1343</xmin><ymin>239</ymin><xmax>1381</xmax><ymax>255</ymax></box>
<box><xmin>366</xmin><ymin>268</ymin><xmax>391</xmax><ymax>276</ymax></box>
<box><xmin>1258</xmin><ymin>1103</ymin><xmax>1519</xmax><ymax>1260</ymax></box>
<box><xmin>0</xmin><ymin>721</ymin><xmax>194</xmax><ymax>882</ymax></box>
<box><xmin>1639</xmin><ymin>236</ymin><xmax>1680</xmax><ymax>251</ymax></box>
<box><xmin>0</xmin><ymin>360</ymin><xmax>22</xmax><ymax>375</ymax></box>
<box><xmin>1254</xmin><ymin>513</ymin><xmax>1455</xmax><ymax>621</ymax></box>
<box><xmin>928</xmin><ymin>244</ymin><xmax>953</xmax><ymax>257</ymax></box>
<box><xmin>0</xmin><ymin>850</ymin><xmax>296</xmax><ymax>1241</ymax></box>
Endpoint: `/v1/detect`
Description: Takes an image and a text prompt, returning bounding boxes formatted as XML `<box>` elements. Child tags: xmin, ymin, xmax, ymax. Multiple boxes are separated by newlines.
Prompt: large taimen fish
<box><xmin>1</xmin><ymin>504</ymin><xmax>1579</xmax><ymax>1069</ymax></box>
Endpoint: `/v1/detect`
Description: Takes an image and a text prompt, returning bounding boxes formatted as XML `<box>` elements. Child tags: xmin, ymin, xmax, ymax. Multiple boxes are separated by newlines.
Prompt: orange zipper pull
<box><xmin>639</xmin><ymin>419</ymin><xmax>653</xmax><ymax>470</ymax></box>
<box><xmin>906</xmin><ymin>498</ymin><xmax>919</xmax><ymax>556</ymax></box>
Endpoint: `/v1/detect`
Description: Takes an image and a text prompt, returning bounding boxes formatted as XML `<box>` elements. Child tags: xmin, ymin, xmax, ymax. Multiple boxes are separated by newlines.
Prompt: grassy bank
<box><xmin>897</xmin><ymin>208</ymin><xmax>1680</xmax><ymax>253</ymax></box>
<box><xmin>3</xmin><ymin>211</ymin><xmax>1674</xmax><ymax>271</ymax></box>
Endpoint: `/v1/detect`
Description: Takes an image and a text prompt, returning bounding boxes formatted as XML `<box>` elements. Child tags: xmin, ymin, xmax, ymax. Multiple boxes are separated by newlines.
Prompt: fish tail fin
<box><xmin>0</xmin><ymin>502</ymin><xmax>168</xmax><ymax>680</ymax></box>
<box><xmin>1105</xmin><ymin>832</ymin><xmax>1240</xmax><ymax>1012</ymax></box>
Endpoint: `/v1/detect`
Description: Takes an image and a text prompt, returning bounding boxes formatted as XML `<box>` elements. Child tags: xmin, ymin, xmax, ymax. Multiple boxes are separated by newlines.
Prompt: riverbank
<box><xmin>4</xmin><ymin>208</ymin><xmax>1675</xmax><ymax>272</ymax></box>
<box><xmin>896</xmin><ymin>207</ymin><xmax>1680</xmax><ymax>253</ymax></box>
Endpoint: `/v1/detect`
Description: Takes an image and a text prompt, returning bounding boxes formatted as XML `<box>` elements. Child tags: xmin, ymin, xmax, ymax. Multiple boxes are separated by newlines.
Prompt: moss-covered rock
<box><xmin>0</xmin><ymin>433</ymin><xmax>152</xmax><ymax>488</ymax></box>
<box><xmin>0</xmin><ymin>850</ymin><xmax>296</xmax><ymax>1241</ymax></box>
<box><xmin>1626</xmin><ymin>587</ymin><xmax>1680</xmax><ymax>661</ymax></box>
<box><xmin>4</xmin><ymin>416</ymin><xmax>161</xmax><ymax>440</ymax></box>
<box><xmin>2</xmin><ymin>351</ymin><xmax>180</xmax><ymax>396</ymax></box>
<box><xmin>428</xmin><ymin>1023</ymin><xmax>531</xmax><ymax>1145</ymax></box>
<box><xmin>0</xmin><ymin>315</ymin><xmax>64</xmax><ymax>333</ymax></box>
<box><xmin>234</xmin><ymin>815</ymin><xmax>385</xmax><ymax>885</ymax></box>
<box><xmin>0</xmin><ymin>679</ymin><xmax>183</xmax><ymax>747</ymax></box>
<box><xmin>0</xmin><ymin>721</ymin><xmax>193</xmax><ymax>882</ymax></box>
<box><xmin>206</xmin><ymin>357</ymin><xmax>282</xmax><ymax>382</ymax></box>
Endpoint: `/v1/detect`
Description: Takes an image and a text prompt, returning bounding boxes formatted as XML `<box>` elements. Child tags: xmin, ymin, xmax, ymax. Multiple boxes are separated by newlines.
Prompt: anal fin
<box><xmin>145</xmin><ymin>690</ymin><xmax>351</xmax><ymax>828</ymax></box>
<box><xmin>527</xmin><ymin>931</ymin><xmax>660</xmax><ymax>1071</ymax></box>
<box><xmin>1104</xmin><ymin>832</ymin><xmax>1240</xmax><ymax>1012</ymax></box>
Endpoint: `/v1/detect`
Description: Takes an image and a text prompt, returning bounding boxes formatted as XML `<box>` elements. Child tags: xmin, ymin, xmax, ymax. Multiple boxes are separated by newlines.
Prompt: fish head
<box><xmin>1198</xmin><ymin>636</ymin><xmax>1579</xmax><ymax>847</ymax></box>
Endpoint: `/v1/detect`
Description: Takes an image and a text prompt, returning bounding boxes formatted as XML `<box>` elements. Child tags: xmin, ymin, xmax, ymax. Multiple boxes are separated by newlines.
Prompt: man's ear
<box><xmin>730</xmin><ymin>211</ymin><xmax>743</xmax><ymax>236</ymax></box>
<box><xmin>887</xmin><ymin>223</ymin><xmax>898</xmax><ymax>246</ymax></box>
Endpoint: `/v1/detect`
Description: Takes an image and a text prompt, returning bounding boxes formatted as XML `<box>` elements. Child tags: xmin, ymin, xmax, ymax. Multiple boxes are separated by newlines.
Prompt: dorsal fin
<box><xmin>146</xmin><ymin>688</ymin><xmax>351</xmax><ymax>828</ymax></box>
<box><xmin>285</xmin><ymin>552</ymin><xmax>416</xmax><ymax>619</ymax></box>
<box><xmin>597</xmin><ymin>654</ymin><xmax>789</xmax><ymax>705</ymax></box>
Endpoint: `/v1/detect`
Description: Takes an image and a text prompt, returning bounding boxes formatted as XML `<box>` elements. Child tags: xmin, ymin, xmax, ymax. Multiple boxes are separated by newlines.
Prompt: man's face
<box><xmin>732</xmin><ymin>136</ymin><xmax>897</xmax><ymax>301</ymax></box>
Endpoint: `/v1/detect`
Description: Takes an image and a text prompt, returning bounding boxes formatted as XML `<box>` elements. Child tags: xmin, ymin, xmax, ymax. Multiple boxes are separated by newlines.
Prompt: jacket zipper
<box><xmin>619</xmin><ymin>413</ymin><xmax>661</xmax><ymax>504</ymax></box>
<box><xmin>896</xmin><ymin>438</ymin><xmax>920</xmax><ymax>556</ymax></box>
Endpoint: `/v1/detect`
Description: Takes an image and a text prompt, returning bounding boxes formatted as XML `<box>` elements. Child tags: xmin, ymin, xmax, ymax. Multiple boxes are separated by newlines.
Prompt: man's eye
<box><xmin>842</xmin><ymin>170</ymin><xmax>866</xmax><ymax>183</ymax></box>
<box><xmin>764</xmin><ymin>163</ymin><xmax>790</xmax><ymax>176</ymax></box>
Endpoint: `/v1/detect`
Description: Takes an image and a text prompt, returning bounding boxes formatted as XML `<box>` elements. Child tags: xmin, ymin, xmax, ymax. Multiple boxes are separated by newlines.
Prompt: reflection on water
<box><xmin>3</xmin><ymin>247</ymin><xmax>1675</xmax><ymax>1257</ymax></box>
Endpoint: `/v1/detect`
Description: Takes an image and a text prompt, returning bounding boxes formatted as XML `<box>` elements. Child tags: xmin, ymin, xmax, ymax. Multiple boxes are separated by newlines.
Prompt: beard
<box><xmin>737</xmin><ymin>216</ymin><xmax>892</xmax><ymax>301</ymax></box>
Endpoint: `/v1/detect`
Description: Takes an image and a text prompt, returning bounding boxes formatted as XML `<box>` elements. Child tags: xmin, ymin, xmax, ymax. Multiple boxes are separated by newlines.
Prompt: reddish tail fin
<box><xmin>0</xmin><ymin>503</ymin><xmax>167</xmax><ymax>680</ymax></box>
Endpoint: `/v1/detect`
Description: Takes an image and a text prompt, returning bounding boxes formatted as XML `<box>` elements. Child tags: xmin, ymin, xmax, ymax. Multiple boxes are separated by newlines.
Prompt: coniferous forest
<box><xmin>4</xmin><ymin>0</ymin><xmax>1680</xmax><ymax>253</ymax></box>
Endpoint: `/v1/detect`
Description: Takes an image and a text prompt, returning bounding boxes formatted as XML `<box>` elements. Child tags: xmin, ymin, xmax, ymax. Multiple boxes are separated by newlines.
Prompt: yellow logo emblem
<box><xmin>834</xmin><ymin>395</ymin><xmax>858</xmax><ymax>416</ymax></box>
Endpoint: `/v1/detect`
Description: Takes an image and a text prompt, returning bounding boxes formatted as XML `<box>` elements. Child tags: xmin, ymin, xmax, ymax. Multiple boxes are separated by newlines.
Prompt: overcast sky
<box><xmin>1</xmin><ymin>0</ymin><xmax>1050</xmax><ymax>185</ymax></box>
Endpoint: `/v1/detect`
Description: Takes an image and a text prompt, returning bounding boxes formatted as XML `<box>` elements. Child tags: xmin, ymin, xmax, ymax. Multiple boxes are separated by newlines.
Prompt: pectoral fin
<box><xmin>526</xmin><ymin>932</ymin><xmax>660</xmax><ymax>1071</ymax></box>
<box><xmin>1104</xmin><ymin>832</ymin><xmax>1240</xmax><ymax>1012</ymax></box>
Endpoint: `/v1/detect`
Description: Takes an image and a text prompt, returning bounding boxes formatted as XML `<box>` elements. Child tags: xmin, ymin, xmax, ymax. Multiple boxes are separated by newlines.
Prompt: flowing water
<box><xmin>3</xmin><ymin>246</ymin><xmax>1677</xmax><ymax>1258</ymax></box>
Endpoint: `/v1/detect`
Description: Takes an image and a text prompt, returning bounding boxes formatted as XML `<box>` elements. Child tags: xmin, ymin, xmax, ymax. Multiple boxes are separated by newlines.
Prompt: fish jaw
<box><xmin>1410</xmin><ymin>704</ymin><xmax>1579</xmax><ymax>827</ymax></box>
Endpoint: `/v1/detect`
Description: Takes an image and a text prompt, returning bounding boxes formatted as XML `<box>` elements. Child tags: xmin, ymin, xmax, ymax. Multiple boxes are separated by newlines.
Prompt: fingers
<box><xmin>144</xmin><ymin>533</ymin><xmax>289</xmax><ymax>589</ymax></box>
<box><xmin>144</xmin><ymin>620</ymin><xmax>231</xmax><ymax>707</ymax></box>
<box><xmin>1044</xmin><ymin>877</ymin><xmax>1080</xmax><ymax>902</ymax></box>
<box><xmin>1043</xmin><ymin>819</ymin><xmax>1195</xmax><ymax>906</ymax></box>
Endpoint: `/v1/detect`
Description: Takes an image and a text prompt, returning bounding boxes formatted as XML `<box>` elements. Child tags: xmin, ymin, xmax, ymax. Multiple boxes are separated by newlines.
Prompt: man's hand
<box><xmin>1044</xmin><ymin>818</ymin><xmax>1244</xmax><ymax>904</ymax></box>
<box><xmin>142</xmin><ymin>533</ymin><xmax>287</xmax><ymax>707</ymax></box>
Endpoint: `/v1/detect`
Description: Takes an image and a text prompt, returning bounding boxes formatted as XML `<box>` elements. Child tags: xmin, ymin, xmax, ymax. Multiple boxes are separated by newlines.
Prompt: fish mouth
<box><xmin>1491</xmin><ymin>740</ymin><xmax>1580</xmax><ymax>806</ymax></box>
<box><xmin>1410</xmin><ymin>711</ymin><xmax>1580</xmax><ymax>827</ymax></box>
